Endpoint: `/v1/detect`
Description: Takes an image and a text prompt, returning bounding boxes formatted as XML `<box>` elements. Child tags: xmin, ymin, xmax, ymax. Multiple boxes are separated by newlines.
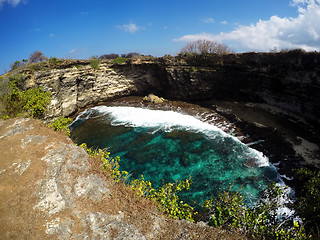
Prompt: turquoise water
<box><xmin>70</xmin><ymin>106</ymin><xmax>282</xmax><ymax>205</ymax></box>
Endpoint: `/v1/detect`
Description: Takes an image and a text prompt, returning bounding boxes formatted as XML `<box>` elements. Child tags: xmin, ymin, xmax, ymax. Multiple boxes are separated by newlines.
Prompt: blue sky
<box><xmin>1</xmin><ymin>0</ymin><xmax>320</xmax><ymax>74</ymax></box>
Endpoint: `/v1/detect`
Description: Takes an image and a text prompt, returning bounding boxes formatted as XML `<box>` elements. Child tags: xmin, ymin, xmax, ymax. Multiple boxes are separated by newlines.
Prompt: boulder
<box><xmin>143</xmin><ymin>93</ymin><xmax>165</xmax><ymax>104</ymax></box>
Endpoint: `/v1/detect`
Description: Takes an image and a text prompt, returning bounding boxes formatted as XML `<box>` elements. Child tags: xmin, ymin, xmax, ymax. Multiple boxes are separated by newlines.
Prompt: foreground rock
<box><xmin>0</xmin><ymin>118</ymin><xmax>245</xmax><ymax>240</ymax></box>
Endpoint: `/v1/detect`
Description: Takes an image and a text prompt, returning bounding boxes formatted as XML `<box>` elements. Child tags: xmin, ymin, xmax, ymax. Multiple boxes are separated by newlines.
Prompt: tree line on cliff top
<box><xmin>8</xmin><ymin>39</ymin><xmax>318</xmax><ymax>73</ymax></box>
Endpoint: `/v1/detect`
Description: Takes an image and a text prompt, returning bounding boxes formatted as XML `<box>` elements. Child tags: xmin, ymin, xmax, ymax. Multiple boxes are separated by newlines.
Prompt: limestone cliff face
<box><xmin>21</xmin><ymin>52</ymin><xmax>320</xmax><ymax>125</ymax></box>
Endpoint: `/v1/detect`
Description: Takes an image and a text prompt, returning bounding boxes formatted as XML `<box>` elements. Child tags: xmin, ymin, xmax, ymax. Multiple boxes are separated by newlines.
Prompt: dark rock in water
<box><xmin>125</xmin><ymin>132</ymin><xmax>154</xmax><ymax>149</ymax></box>
<box><xmin>179</xmin><ymin>152</ymin><xmax>199</xmax><ymax>167</ymax></box>
<box><xmin>244</xmin><ymin>158</ymin><xmax>259</xmax><ymax>168</ymax></box>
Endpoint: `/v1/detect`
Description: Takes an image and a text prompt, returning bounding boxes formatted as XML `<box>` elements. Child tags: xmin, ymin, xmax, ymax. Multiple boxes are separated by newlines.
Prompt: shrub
<box><xmin>121</xmin><ymin>52</ymin><xmax>141</xmax><ymax>58</ymax></box>
<box><xmin>0</xmin><ymin>78</ymin><xmax>51</xmax><ymax>118</ymax></box>
<box><xmin>48</xmin><ymin>57</ymin><xmax>62</xmax><ymax>67</ymax></box>
<box><xmin>20</xmin><ymin>87</ymin><xmax>51</xmax><ymax>118</ymax></box>
<box><xmin>10</xmin><ymin>59</ymin><xmax>28</xmax><ymax>70</ymax></box>
<box><xmin>28</xmin><ymin>62</ymin><xmax>47</xmax><ymax>72</ymax></box>
<box><xmin>295</xmin><ymin>168</ymin><xmax>320</xmax><ymax>237</ymax></box>
<box><xmin>29</xmin><ymin>51</ymin><xmax>47</xmax><ymax>63</ymax></box>
<box><xmin>90</xmin><ymin>57</ymin><xmax>100</xmax><ymax>70</ymax></box>
<box><xmin>180</xmin><ymin>39</ymin><xmax>233</xmax><ymax>55</ymax></box>
<box><xmin>113</xmin><ymin>57</ymin><xmax>127</xmax><ymax>64</ymax></box>
<box><xmin>203</xmin><ymin>183</ymin><xmax>310</xmax><ymax>239</ymax></box>
<box><xmin>48</xmin><ymin>116</ymin><xmax>73</xmax><ymax>136</ymax></box>
<box><xmin>80</xmin><ymin>143</ymin><xmax>196</xmax><ymax>222</ymax></box>
<box><xmin>130</xmin><ymin>175</ymin><xmax>196</xmax><ymax>222</ymax></box>
<box><xmin>99</xmin><ymin>53</ymin><xmax>119</xmax><ymax>59</ymax></box>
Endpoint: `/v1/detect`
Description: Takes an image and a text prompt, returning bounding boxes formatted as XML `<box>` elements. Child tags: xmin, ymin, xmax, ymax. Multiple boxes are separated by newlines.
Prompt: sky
<box><xmin>0</xmin><ymin>0</ymin><xmax>320</xmax><ymax>74</ymax></box>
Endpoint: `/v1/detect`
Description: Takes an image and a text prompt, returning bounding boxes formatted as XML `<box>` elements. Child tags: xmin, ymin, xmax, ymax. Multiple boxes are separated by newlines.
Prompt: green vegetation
<box><xmin>187</xmin><ymin>66</ymin><xmax>197</xmax><ymax>72</ymax></box>
<box><xmin>48</xmin><ymin>116</ymin><xmax>73</xmax><ymax>136</ymax></box>
<box><xmin>0</xmin><ymin>75</ymin><xmax>51</xmax><ymax>118</ymax></box>
<box><xmin>130</xmin><ymin>176</ymin><xmax>195</xmax><ymax>222</ymax></box>
<box><xmin>10</xmin><ymin>59</ymin><xmax>28</xmax><ymax>70</ymax></box>
<box><xmin>79</xmin><ymin>143</ymin><xmax>196</xmax><ymax>222</ymax></box>
<box><xmin>113</xmin><ymin>57</ymin><xmax>127</xmax><ymax>64</ymax></box>
<box><xmin>48</xmin><ymin>57</ymin><xmax>62</xmax><ymax>67</ymax></box>
<box><xmin>90</xmin><ymin>57</ymin><xmax>101</xmax><ymax>70</ymax></box>
<box><xmin>295</xmin><ymin>168</ymin><xmax>320</xmax><ymax>238</ymax></box>
<box><xmin>203</xmin><ymin>183</ymin><xmax>310</xmax><ymax>239</ymax></box>
<box><xmin>77</xmin><ymin>143</ymin><xmax>315</xmax><ymax>239</ymax></box>
<box><xmin>75</xmin><ymin>64</ymin><xmax>83</xmax><ymax>69</ymax></box>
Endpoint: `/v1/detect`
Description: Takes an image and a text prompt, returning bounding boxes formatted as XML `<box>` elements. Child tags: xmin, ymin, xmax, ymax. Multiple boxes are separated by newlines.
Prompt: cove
<box><xmin>70</xmin><ymin>106</ymin><xmax>283</xmax><ymax>205</ymax></box>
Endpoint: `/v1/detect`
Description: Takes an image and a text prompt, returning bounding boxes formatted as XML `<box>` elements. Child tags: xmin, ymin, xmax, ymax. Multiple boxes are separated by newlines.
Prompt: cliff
<box><xmin>16</xmin><ymin>52</ymin><xmax>320</xmax><ymax>128</ymax></box>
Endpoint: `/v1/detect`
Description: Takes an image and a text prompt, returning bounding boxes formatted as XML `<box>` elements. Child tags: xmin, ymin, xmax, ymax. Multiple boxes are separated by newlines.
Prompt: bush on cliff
<box><xmin>78</xmin><ymin>143</ymin><xmax>312</xmax><ymax>239</ymax></box>
<box><xmin>0</xmin><ymin>75</ymin><xmax>51</xmax><ymax>118</ymax></box>
<box><xmin>295</xmin><ymin>168</ymin><xmax>320</xmax><ymax>238</ymax></box>
<box><xmin>80</xmin><ymin>143</ymin><xmax>196</xmax><ymax>222</ymax></box>
<box><xmin>113</xmin><ymin>57</ymin><xmax>127</xmax><ymax>64</ymax></box>
<box><xmin>203</xmin><ymin>183</ymin><xmax>310</xmax><ymax>239</ymax></box>
<box><xmin>48</xmin><ymin>116</ymin><xmax>73</xmax><ymax>136</ymax></box>
<box><xmin>180</xmin><ymin>39</ymin><xmax>233</xmax><ymax>55</ymax></box>
<box><xmin>90</xmin><ymin>56</ymin><xmax>101</xmax><ymax>70</ymax></box>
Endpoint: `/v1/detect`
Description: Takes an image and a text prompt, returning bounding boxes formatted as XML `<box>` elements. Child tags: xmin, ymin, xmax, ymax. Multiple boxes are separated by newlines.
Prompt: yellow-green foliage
<box><xmin>48</xmin><ymin>57</ymin><xmax>62</xmax><ymax>67</ymax></box>
<box><xmin>0</xmin><ymin>78</ymin><xmax>51</xmax><ymax>118</ymax></box>
<box><xmin>295</xmin><ymin>168</ymin><xmax>320</xmax><ymax>237</ymax></box>
<box><xmin>79</xmin><ymin>143</ymin><xmax>196</xmax><ymax>222</ymax></box>
<box><xmin>130</xmin><ymin>175</ymin><xmax>195</xmax><ymax>222</ymax></box>
<box><xmin>48</xmin><ymin>116</ymin><xmax>73</xmax><ymax>136</ymax></box>
<box><xmin>79</xmin><ymin>143</ymin><xmax>129</xmax><ymax>183</ymax></box>
<box><xmin>90</xmin><ymin>58</ymin><xmax>101</xmax><ymax>70</ymax></box>
<box><xmin>112</xmin><ymin>57</ymin><xmax>127</xmax><ymax>64</ymax></box>
<box><xmin>203</xmin><ymin>183</ymin><xmax>310</xmax><ymax>239</ymax></box>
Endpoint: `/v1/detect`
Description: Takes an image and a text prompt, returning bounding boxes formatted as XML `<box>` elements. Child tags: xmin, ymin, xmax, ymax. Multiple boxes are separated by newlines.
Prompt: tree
<box><xmin>99</xmin><ymin>53</ymin><xmax>119</xmax><ymax>59</ymax></box>
<box><xmin>29</xmin><ymin>51</ymin><xmax>47</xmax><ymax>63</ymax></box>
<box><xmin>180</xmin><ymin>39</ymin><xmax>233</xmax><ymax>55</ymax></box>
<box><xmin>10</xmin><ymin>59</ymin><xmax>28</xmax><ymax>70</ymax></box>
<box><xmin>121</xmin><ymin>52</ymin><xmax>141</xmax><ymax>58</ymax></box>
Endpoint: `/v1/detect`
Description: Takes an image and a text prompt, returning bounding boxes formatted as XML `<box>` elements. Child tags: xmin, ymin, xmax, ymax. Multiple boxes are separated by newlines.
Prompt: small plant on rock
<box><xmin>112</xmin><ymin>57</ymin><xmax>127</xmax><ymax>64</ymax></box>
<box><xmin>48</xmin><ymin>116</ymin><xmax>73</xmax><ymax>136</ymax></box>
<box><xmin>90</xmin><ymin>56</ymin><xmax>101</xmax><ymax>70</ymax></box>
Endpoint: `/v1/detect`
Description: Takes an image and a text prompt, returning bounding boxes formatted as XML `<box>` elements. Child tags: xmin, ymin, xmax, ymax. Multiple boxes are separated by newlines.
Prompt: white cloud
<box><xmin>49</xmin><ymin>33</ymin><xmax>54</xmax><ymax>37</ymax></box>
<box><xmin>68</xmin><ymin>48</ymin><xmax>87</xmax><ymax>58</ymax></box>
<box><xmin>290</xmin><ymin>0</ymin><xmax>309</xmax><ymax>6</ymax></box>
<box><xmin>203</xmin><ymin>18</ymin><xmax>215</xmax><ymax>24</ymax></box>
<box><xmin>221</xmin><ymin>20</ymin><xmax>228</xmax><ymax>25</ymax></box>
<box><xmin>175</xmin><ymin>0</ymin><xmax>320</xmax><ymax>52</ymax></box>
<box><xmin>117</xmin><ymin>23</ymin><xmax>142</xmax><ymax>33</ymax></box>
<box><xmin>0</xmin><ymin>0</ymin><xmax>25</xmax><ymax>8</ymax></box>
<box><xmin>69</xmin><ymin>49</ymin><xmax>77</xmax><ymax>55</ymax></box>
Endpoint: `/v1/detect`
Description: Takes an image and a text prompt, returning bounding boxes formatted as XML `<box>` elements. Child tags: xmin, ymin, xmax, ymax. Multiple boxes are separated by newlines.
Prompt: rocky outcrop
<box><xmin>143</xmin><ymin>93</ymin><xmax>165</xmax><ymax>104</ymax></box>
<box><xmin>19</xmin><ymin>52</ymin><xmax>320</xmax><ymax>127</ymax></box>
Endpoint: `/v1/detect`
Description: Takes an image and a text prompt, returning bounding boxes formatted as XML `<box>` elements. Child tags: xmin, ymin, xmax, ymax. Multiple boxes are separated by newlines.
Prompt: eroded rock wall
<box><xmin>22</xmin><ymin>53</ymin><xmax>320</xmax><ymax>125</ymax></box>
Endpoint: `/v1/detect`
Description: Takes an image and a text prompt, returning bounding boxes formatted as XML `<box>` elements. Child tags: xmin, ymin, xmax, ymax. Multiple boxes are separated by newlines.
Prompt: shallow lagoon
<box><xmin>70</xmin><ymin>106</ymin><xmax>283</xmax><ymax>205</ymax></box>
